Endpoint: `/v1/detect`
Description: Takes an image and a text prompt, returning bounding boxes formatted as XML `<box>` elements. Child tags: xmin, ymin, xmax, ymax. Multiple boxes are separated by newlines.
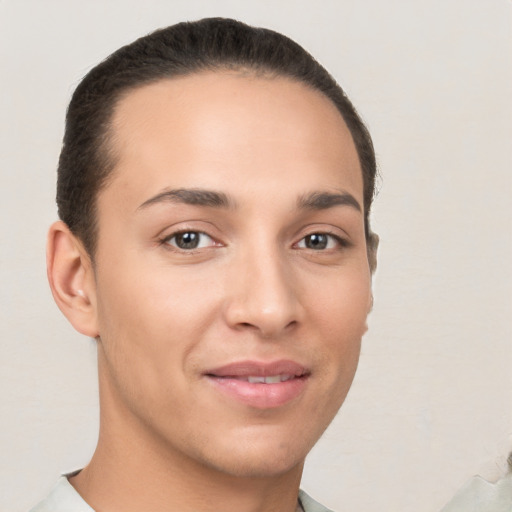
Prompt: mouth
<box><xmin>232</xmin><ymin>374</ymin><xmax>296</xmax><ymax>384</ymax></box>
<box><xmin>204</xmin><ymin>360</ymin><xmax>309</xmax><ymax>409</ymax></box>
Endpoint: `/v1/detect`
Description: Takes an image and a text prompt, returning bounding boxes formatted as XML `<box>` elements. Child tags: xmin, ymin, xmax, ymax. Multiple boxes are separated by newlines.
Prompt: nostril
<box><xmin>223</xmin><ymin>280</ymin><xmax>301</xmax><ymax>337</ymax></box>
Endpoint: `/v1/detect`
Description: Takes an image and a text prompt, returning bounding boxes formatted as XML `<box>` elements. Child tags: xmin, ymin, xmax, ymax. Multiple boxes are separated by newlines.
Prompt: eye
<box><xmin>163</xmin><ymin>231</ymin><xmax>216</xmax><ymax>250</ymax></box>
<box><xmin>296</xmin><ymin>233</ymin><xmax>342</xmax><ymax>250</ymax></box>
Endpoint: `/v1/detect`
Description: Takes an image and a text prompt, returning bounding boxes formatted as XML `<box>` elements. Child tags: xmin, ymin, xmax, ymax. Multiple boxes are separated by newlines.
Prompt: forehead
<box><xmin>105</xmin><ymin>72</ymin><xmax>362</xmax><ymax>204</ymax></box>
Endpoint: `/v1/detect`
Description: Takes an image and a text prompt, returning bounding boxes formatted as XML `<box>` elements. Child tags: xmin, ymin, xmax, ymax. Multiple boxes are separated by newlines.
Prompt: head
<box><xmin>48</xmin><ymin>18</ymin><xmax>378</xmax><ymax>481</ymax></box>
<box><xmin>56</xmin><ymin>17</ymin><xmax>378</xmax><ymax>267</ymax></box>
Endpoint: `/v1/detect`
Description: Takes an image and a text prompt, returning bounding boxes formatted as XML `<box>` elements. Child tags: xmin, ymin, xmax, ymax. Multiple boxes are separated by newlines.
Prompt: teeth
<box><xmin>247</xmin><ymin>374</ymin><xmax>294</xmax><ymax>384</ymax></box>
<box><xmin>248</xmin><ymin>376</ymin><xmax>266</xmax><ymax>384</ymax></box>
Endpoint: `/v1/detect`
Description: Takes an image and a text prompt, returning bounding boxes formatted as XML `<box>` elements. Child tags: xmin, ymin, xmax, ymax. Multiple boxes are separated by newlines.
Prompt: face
<box><xmin>90</xmin><ymin>72</ymin><xmax>372</xmax><ymax>478</ymax></box>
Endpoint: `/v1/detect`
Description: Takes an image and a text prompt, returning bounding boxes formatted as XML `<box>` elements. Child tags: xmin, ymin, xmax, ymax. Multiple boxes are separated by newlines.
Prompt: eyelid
<box><xmin>293</xmin><ymin>223</ymin><xmax>352</xmax><ymax>247</ymax></box>
<box><xmin>158</xmin><ymin>226</ymin><xmax>222</xmax><ymax>252</ymax></box>
<box><xmin>156</xmin><ymin>219</ymin><xmax>220</xmax><ymax>241</ymax></box>
<box><xmin>294</xmin><ymin>232</ymin><xmax>348</xmax><ymax>250</ymax></box>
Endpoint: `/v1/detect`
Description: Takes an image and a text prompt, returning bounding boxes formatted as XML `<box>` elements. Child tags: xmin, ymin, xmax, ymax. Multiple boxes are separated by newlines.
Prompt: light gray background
<box><xmin>1</xmin><ymin>1</ymin><xmax>511</xmax><ymax>511</ymax></box>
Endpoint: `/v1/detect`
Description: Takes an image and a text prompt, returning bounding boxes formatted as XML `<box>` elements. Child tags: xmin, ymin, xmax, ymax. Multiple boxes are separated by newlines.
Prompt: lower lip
<box><xmin>206</xmin><ymin>376</ymin><xmax>308</xmax><ymax>409</ymax></box>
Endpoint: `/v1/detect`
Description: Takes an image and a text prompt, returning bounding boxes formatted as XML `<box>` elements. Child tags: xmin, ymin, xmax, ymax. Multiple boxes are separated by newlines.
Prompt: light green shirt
<box><xmin>30</xmin><ymin>476</ymin><xmax>333</xmax><ymax>512</ymax></box>
<box><xmin>440</xmin><ymin>473</ymin><xmax>512</xmax><ymax>512</ymax></box>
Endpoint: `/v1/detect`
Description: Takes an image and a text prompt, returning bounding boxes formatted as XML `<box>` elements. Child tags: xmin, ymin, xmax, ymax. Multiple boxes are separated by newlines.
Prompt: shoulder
<box><xmin>440</xmin><ymin>473</ymin><xmax>512</xmax><ymax>512</ymax></box>
<box><xmin>299</xmin><ymin>489</ymin><xmax>336</xmax><ymax>512</ymax></box>
<box><xmin>29</xmin><ymin>476</ymin><xmax>93</xmax><ymax>512</ymax></box>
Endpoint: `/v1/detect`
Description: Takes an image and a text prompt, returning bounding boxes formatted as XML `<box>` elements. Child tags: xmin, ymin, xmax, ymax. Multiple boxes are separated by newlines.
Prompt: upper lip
<box><xmin>205</xmin><ymin>360</ymin><xmax>308</xmax><ymax>378</ymax></box>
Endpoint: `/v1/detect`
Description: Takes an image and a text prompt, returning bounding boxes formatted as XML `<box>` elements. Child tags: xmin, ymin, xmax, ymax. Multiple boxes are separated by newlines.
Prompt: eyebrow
<box><xmin>297</xmin><ymin>191</ymin><xmax>362</xmax><ymax>212</ymax></box>
<box><xmin>137</xmin><ymin>188</ymin><xmax>234</xmax><ymax>210</ymax></box>
<box><xmin>137</xmin><ymin>187</ymin><xmax>361</xmax><ymax>213</ymax></box>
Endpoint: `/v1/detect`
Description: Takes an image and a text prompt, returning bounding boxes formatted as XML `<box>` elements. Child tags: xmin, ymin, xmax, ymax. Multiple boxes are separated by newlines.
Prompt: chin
<box><xmin>207</xmin><ymin>451</ymin><xmax>305</xmax><ymax>479</ymax></box>
<box><xmin>193</xmin><ymin>433</ymin><xmax>313</xmax><ymax>479</ymax></box>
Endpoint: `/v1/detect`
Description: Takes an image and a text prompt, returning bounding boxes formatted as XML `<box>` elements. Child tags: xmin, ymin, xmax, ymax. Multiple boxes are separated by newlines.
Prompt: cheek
<box><xmin>309</xmin><ymin>267</ymin><xmax>371</xmax><ymax>337</ymax></box>
<box><xmin>93</xmin><ymin>271</ymin><xmax>209</xmax><ymax>427</ymax></box>
<box><xmin>94</xmin><ymin>259</ymin><xmax>221</xmax><ymax>381</ymax></box>
<box><xmin>306</xmin><ymin>266</ymin><xmax>370</xmax><ymax>395</ymax></box>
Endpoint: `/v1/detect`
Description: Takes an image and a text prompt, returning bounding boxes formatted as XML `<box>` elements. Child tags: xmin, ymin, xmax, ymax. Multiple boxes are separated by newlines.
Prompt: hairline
<box><xmin>86</xmin><ymin>66</ymin><xmax>370</xmax><ymax>260</ymax></box>
<box><xmin>105</xmin><ymin>66</ymin><xmax>361</xmax><ymax>176</ymax></box>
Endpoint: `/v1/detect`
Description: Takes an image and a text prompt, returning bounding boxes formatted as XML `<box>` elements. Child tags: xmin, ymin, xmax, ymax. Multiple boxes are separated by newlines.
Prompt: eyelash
<box><xmin>160</xmin><ymin>230</ymin><xmax>218</xmax><ymax>251</ymax></box>
<box><xmin>294</xmin><ymin>232</ymin><xmax>349</xmax><ymax>251</ymax></box>
<box><xmin>159</xmin><ymin>229</ymin><xmax>349</xmax><ymax>253</ymax></box>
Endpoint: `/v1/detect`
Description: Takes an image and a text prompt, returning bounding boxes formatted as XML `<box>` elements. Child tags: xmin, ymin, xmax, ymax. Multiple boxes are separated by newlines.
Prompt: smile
<box><xmin>215</xmin><ymin>373</ymin><xmax>297</xmax><ymax>384</ymax></box>
<box><xmin>204</xmin><ymin>360</ymin><xmax>309</xmax><ymax>409</ymax></box>
<box><xmin>245</xmin><ymin>374</ymin><xmax>294</xmax><ymax>383</ymax></box>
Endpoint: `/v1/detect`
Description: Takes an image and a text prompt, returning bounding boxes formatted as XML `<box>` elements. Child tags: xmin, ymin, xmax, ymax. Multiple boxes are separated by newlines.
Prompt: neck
<box><xmin>70</xmin><ymin>356</ymin><xmax>304</xmax><ymax>512</ymax></box>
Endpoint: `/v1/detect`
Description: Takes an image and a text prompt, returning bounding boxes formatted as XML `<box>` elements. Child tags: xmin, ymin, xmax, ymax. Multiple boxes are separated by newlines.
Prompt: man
<box><xmin>31</xmin><ymin>18</ymin><xmax>378</xmax><ymax>512</ymax></box>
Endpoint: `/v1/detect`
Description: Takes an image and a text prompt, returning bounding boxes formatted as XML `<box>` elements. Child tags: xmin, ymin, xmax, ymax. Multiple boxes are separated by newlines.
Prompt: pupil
<box><xmin>306</xmin><ymin>234</ymin><xmax>327</xmax><ymax>250</ymax></box>
<box><xmin>176</xmin><ymin>232</ymin><xmax>199</xmax><ymax>249</ymax></box>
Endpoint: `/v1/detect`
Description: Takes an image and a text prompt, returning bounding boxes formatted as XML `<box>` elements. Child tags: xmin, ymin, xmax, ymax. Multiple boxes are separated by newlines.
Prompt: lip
<box><xmin>204</xmin><ymin>360</ymin><xmax>309</xmax><ymax>409</ymax></box>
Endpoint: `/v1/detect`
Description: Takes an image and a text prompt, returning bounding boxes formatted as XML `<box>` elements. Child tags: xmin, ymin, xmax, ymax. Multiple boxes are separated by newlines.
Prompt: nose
<box><xmin>223</xmin><ymin>247</ymin><xmax>301</xmax><ymax>338</ymax></box>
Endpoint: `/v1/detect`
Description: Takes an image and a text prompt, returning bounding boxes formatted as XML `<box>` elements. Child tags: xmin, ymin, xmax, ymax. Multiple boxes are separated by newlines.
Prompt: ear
<box><xmin>361</xmin><ymin>294</ymin><xmax>374</xmax><ymax>335</ymax></box>
<box><xmin>46</xmin><ymin>221</ymin><xmax>99</xmax><ymax>338</ymax></box>
<box><xmin>367</xmin><ymin>231</ymin><xmax>379</xmax><ymax>274</ymax></box>
<box><xmin>364</xmin><ymin>232</ymin><xmax>379</xmax><ymax>334</ymax></box>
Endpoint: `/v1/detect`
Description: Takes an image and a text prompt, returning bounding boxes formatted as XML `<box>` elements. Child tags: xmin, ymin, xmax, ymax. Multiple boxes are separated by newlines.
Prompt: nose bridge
<box><xmin>224</xmin><ymin>237</ymin><xmax>299</xmax><ymax>337</ymax></box>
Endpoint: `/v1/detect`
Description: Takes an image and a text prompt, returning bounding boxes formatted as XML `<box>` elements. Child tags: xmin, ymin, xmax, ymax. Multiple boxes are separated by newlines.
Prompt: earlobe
<box><xmin>46</xmin><ymin>221</ymin><xmax>99</xmax><ymax>338</ymax></box>
<box><xmin>368</xmin><ymin>294</ymin><xmax>374</xmax><ymax>314</ymax></box>
<box><xmin>362</xmin><ymin>288</ymin><xmax>375</xmax><ymax>335</ymax></box>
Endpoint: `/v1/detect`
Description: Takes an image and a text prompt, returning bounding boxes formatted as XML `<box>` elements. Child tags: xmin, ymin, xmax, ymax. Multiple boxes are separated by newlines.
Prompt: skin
<box><xmin>48</xmin><ymin>72</ymin><xmax>372</xmax><ymax>512</ymax></box>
